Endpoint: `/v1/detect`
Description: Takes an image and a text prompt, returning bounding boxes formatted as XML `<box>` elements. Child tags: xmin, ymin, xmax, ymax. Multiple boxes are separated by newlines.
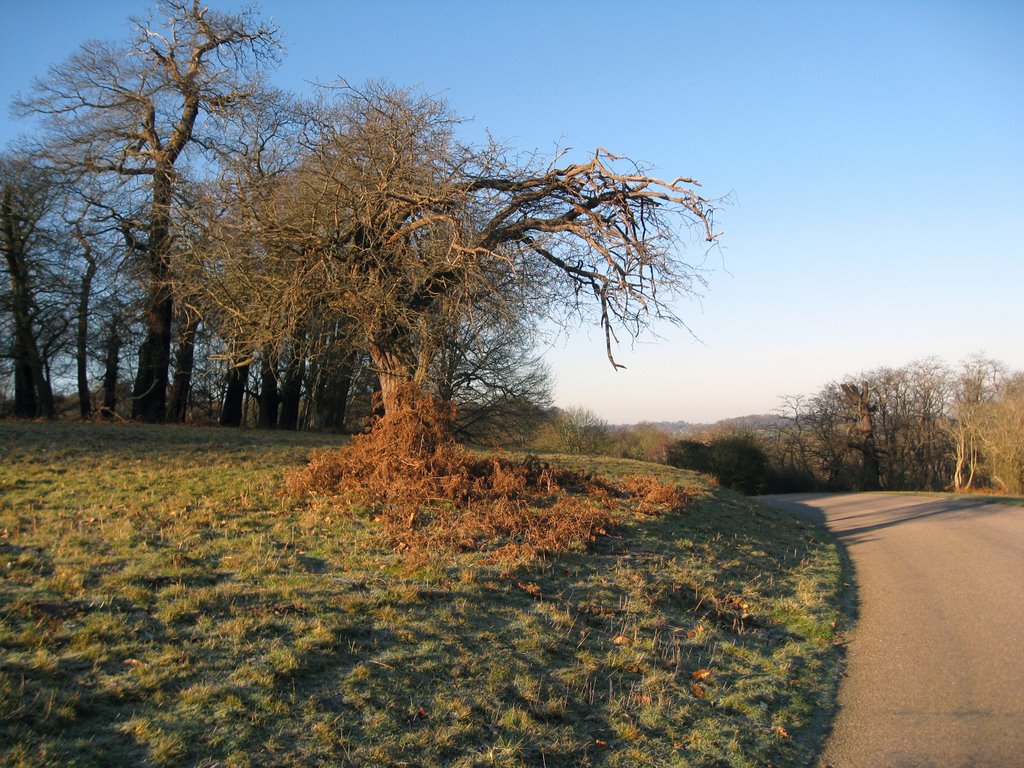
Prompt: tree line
<box><xmin>558</xmin><ymin>357</ymin><xmax>1021</xmax><ymax>497</ymax></box>
<box><xmin>768</xmin><ymin>357</ymin><xmax>1024</xmax><ymax>495</ymax></box>
<box><xmin>2</xmin><ymin>1</ymin><xmax>716</xmax><ymax>440</ymax></box>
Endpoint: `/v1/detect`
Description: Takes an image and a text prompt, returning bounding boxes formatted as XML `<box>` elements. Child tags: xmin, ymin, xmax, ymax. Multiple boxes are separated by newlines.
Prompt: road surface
<box><xmin>759</xmin><ymin>493</ymin><xmax>1024</xmax><ymax>768</ymax></box>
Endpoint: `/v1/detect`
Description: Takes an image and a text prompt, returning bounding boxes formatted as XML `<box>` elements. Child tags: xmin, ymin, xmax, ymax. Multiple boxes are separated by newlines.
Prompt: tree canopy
<box><xmin>184</xmin><ymin>82</ymin><xmax>719</xmax><ymax>414</ymax></box>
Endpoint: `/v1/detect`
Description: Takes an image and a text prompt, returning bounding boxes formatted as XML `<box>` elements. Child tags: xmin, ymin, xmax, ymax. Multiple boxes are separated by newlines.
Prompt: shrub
<box><xmin>667</xmin><ymin>433</ymin><xmax>771</xmax><ymax>495</ymax></box>
<box><xmin>666</xmin><ymin>440</ymin><xmax>712</xmax><ymax>474</ymax></box>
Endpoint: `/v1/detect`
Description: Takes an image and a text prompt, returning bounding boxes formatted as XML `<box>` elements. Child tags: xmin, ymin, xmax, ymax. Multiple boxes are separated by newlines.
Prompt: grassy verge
<box><xmin>1</xmin><ymin>422</ymin><xmax>847</xmax><ymax>767</ymax></box>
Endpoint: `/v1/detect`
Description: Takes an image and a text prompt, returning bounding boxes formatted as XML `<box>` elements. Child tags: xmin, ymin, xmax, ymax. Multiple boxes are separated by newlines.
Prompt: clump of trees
<box><xmin>2</xmin><ymin>1</ymin><xmax>718</xmax><ymax>447</ymax></box>
<box><xmin>767</xmin><ymin>357</ymin><xmax>1024</xmax><ymax>495</ymax></box>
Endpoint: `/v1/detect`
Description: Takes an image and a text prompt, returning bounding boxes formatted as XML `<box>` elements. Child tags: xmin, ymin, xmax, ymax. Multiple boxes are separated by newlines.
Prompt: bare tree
<box><xmin>947</xmin><ymin>357</ymin><xmax>1003</xmax><ymax>491</ymax></box>
<box><xmin>776</xmin><ymin>381</ymin><xmax>873</xmax><ymax>490</ymax></box>
<box><xmin>71</xmin><ymin>224</ymin><xmax>99</xmax><ymax>417</ymax></box>
<box><xmin>550</xmin><ymin>405</ymin><xmax>611</xmax><ymax>455</ymax></box>
<box><xmin>190</xmin><ymin>82</ymin><xmax>717</xmax><ymax>425</ymax></box>
<box><xmin>864</xmin><ymin>360</ymin><xmax>953</xmax><ymax>491</ymax></box>
<box><xmin>841</xmin><ymin>381</ymin><xmax>882</xmax><ymax>490</ymax></box>
<box><xmin>978</xmin><ymin>372</ymin><xmax>1024</xmax><ymax>495</ymax></box>
<box><xmin>432</xmin><ymin>285</ymin><xmax>554</xmax><ymax>445</ymax></box>
<box><xmin>15</xmin><ymin>0</ymin><xmax>280</xmax><ymax>422</ymax></box>
<box><xmin>0</xmin><ymin>153</ymin><xmax>58</xmax><ymax>418</ymax></box>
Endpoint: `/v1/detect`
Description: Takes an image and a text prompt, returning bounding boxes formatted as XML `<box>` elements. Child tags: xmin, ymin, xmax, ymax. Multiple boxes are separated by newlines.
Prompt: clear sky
<box><xmin>2</xmin><ymin>1</ymin><xmax>1022</xmax><ymax>424</ymax></box>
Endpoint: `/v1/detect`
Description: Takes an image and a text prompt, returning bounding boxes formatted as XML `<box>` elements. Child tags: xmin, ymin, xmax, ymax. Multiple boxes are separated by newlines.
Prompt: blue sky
<box><xmin>2</xmin><ymin>1</ymin><xmax>1022</xmax><ymax>423</ymax></box>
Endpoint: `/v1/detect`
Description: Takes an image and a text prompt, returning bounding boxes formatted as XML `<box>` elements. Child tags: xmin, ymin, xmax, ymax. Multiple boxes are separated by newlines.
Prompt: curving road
<box><xmin>758</xmin><ymin>493</ymin><xmax>1024</xmax><ymax>768</ymax></box>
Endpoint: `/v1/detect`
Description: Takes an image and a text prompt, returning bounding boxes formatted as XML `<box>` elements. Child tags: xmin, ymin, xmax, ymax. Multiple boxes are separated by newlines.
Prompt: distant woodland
<box><xmin>601</xmin><ymin>357</ymin><xmax>1024</xmax><ymax>497</ymax></box>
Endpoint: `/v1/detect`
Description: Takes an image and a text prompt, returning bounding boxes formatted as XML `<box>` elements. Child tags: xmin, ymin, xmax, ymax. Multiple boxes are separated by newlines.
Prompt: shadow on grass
<box><xmin>1</xmin><ymin>419</ymin><xmax>345</xmax><ymax>461</ymax></box>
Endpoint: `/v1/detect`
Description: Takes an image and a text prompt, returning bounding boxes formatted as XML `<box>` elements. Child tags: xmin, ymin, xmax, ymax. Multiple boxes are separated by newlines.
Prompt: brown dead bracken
<box><xmin>288</xmin><ymin>385</ymin><xmax>694</xmax><ymax>562</ymax></box>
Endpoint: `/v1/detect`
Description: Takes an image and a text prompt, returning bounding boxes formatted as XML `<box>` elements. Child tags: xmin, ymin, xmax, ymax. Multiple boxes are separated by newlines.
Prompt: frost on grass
<box><xmin>288</xmin><ymin>385</ymin><xmax>693</xmax><ymax>562</ymax></box>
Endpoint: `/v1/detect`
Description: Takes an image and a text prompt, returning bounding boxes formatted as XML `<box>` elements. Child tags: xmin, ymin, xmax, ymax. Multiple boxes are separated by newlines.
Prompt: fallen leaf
<box><xmin>690</xmin><ymin>668</ymin><xmax>711</xmax><ymax>681</ymax></box>
<box><xmin>612</xmin><ymin>635</ymin><xmax>632</xmax><ymax>646</ymax></box>
<box><xmin>690</xmin><ymin>683</ymin><xmax>706</xmax><ymax>698</ymax></box>
<box><xmin>516</xmin><ymin>581</ymin><xmax>542</xmax><ymax>598</ymax></box>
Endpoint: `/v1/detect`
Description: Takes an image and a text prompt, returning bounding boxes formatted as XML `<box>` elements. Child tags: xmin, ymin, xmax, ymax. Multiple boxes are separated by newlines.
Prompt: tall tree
<box><xmin>0</xmin><ymin>153</ymin><xmax>57</xmax><ymax>418</ymax></box>
<box><xmin>947</xmin><ymin>357</ymin><xmax>1003</xmax><ymax>492</ymax></box>
<box><xmin>841</xmin><ymin>381</ymin><xmax>882</xmax><ymax>491</ymax></box>
<box><xmin>16</xmin><ymin>0</ymin><xmax>280</xmax><ymax>422</ymax></box>
<box><xmin>72</xmin><ymin>224</ymin><xmax>99</xmax><ymax>417</ymax></box>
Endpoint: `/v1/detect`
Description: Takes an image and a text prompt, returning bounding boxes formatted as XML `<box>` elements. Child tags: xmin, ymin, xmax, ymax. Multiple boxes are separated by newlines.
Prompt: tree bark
<box><xmin>368</xmin><ymin>342</ymin><xmax>419</xmax><ymax>416</ymax></box>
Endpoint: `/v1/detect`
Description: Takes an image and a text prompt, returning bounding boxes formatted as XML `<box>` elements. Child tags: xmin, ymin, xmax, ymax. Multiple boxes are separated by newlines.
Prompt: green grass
<box><xmin>1</xmin><ymin>421</ymin><xmax>849</xmax><ymax>767</ymax></box>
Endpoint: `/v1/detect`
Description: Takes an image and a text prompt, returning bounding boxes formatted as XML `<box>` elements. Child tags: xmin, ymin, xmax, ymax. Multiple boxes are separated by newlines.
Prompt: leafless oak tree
<box><xmin>15</xmin><ymin>0</ymin><xmax>280</xmax><ymax>421</ymax></box>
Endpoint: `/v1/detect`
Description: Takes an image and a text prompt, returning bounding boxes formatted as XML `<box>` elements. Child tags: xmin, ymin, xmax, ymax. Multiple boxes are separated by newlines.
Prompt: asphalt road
<box><xmin>758</xmin><ymin>493</ymin><xmax>1024</xmax><ymax>768</ymax></box>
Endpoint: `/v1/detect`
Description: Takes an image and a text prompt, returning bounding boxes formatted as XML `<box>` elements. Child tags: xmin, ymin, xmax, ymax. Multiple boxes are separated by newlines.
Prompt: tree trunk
<box><xmin>368</xmin><ymin>342</ymin><xmax>419</xmax><ymax>416</ymax></box>
<box><xmin>8</xmin><ymin>294</ymin><xmax>54</xmax><ymax>417</ymax></box>
<box><xmin>258</xmin><ymin>352</ymin><xmax>279</xmax><ymax>429</ymax></box>
<box><xmin>953</xmin><ymin>437</ymin><xmax>966</xmax><ymax>492</ymax></box>
<box><xmin>168</xmin><ymin>315</ymin><xmax>198</xmax><ymax>423</ymax></box>
<box><xmin>279</xmin><ymin>353</ymin><xmax>306</xmax><ymax>431</ymax></box>
<box><xmin>76</xmin><ymin>238</ymin><xmax>98</xmax><ymax>418</ymax></box>
<box><xmin>131</xmin><ymin>292</ymin><xmax>172</xmax><ymax>422</ymax></box>
<box><xmin>131</xmin><ymin>172</ymin><xmax>174</xmax><ymax>423</ymax></box>
<box><xmin>219</xmin><ymin>363</ymin><xmax>250</xmax><ymax>428</ymax></box>
<box><xmin>101</xmin><ymin>321</ymin><xmax>121</xmax><ymax>418</ymax></box>
<box><xmin>842</xmin><ymin>382</ymin><xmax>882</xmax><ymax>491</ymax></box>
<box><xmin>12</xmin><ymin>336</ymin><xmax>37</xmax><ymax>418</ymax></box>
<box><xmin>312</xmin><ymin>351</ymin><xmax>356</xmax><ymax>432</ymax></box>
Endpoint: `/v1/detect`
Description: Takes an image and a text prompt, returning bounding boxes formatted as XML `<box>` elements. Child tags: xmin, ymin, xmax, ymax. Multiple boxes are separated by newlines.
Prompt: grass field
<box><xmin>0</xmin><ymin>421</ymin><xmax>849</xmax><ymax>767</ymax></box>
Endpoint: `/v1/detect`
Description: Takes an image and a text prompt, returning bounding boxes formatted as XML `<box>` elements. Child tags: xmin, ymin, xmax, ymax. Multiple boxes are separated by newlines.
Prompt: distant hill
<box><xmin>618</xmin><ymin>414</ymin><xmax>784</xmax><ymax>435</ymax></box>
<box><xmin>713</xmin><ymin>413</ymin><xmax>787</xmax><ymax>432</ymax></box>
